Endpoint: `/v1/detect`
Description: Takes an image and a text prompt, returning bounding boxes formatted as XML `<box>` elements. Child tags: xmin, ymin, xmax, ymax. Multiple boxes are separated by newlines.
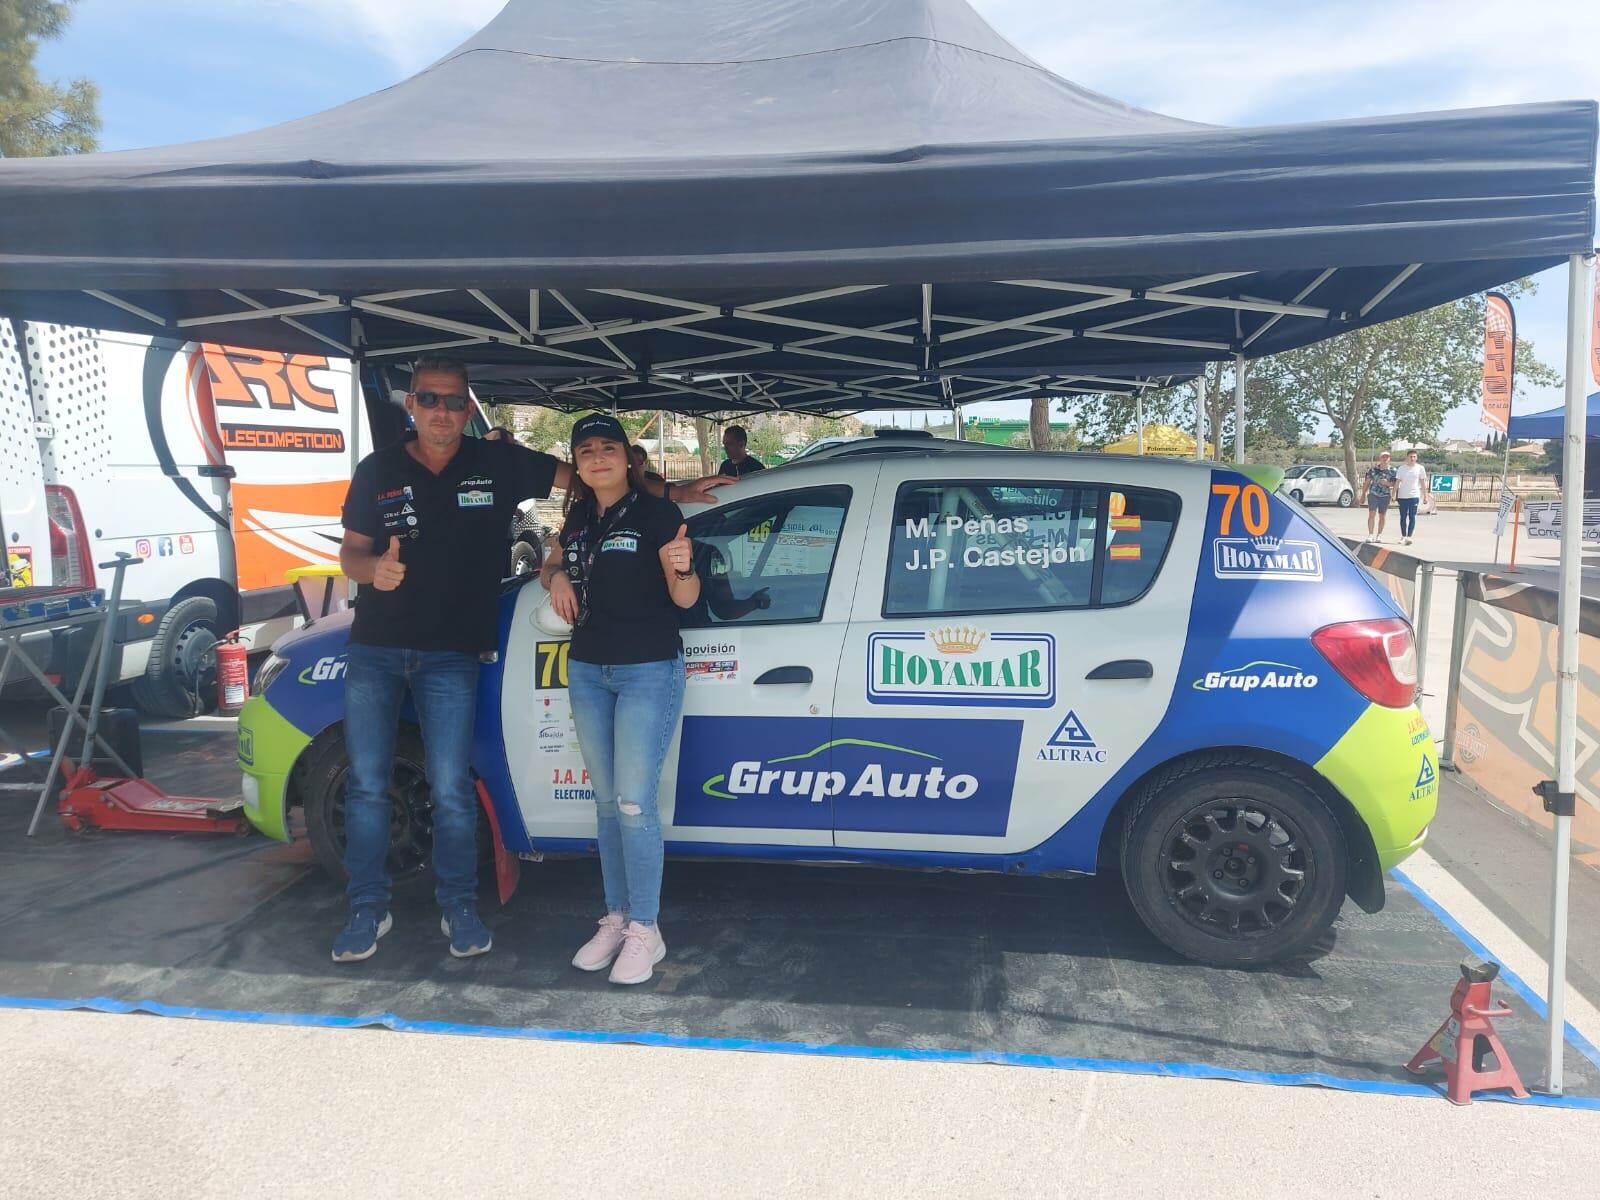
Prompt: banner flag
<box><xmin>1481</xmin><ymin>292</ymin><xmax>1515</xmax><ymax>433</ymax></box>
<box><xmin>1494</xmin><ymin>488</ymin><xmax>1517</xmax><ymax>538</ymax></box>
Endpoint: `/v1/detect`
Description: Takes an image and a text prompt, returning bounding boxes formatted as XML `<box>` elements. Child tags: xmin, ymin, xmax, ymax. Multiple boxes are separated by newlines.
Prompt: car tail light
<box><xmin>1312</xmin><ymin>618</ymin><xmax>1418</xmax><ymax>708</ymax></box>
<box><xmin>44</xmin><ymin>485</ymin><xmax>95</xmax><ymax>589</ymax></box>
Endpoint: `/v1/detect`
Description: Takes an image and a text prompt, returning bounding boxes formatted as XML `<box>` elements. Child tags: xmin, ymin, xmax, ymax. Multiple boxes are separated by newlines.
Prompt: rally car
<box><xmin>238</xmin><ymin>448</ymin><xmax>1437</xmax><ymax>967</ymax></box>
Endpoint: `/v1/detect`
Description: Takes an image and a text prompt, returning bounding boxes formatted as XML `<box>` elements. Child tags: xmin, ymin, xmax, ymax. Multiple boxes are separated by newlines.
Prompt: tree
<box><xmin>0</xmin><ymin>1</ymin><xmax>99</xmax><ymax>157</ymax></box>
<box><xmin>1028</xmin><ymin>397</ymin><xmax>1050</xmax><ymax>450</ymax></box>
<box><xmin>1246</xmin><ymin>283</ymin><xmax>1557</xmax><ymax>484</ymax></box>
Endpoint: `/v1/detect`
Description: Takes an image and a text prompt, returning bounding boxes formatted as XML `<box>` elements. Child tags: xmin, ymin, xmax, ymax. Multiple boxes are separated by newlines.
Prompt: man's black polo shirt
<box><xmin>719</xmin><ymin>456</ymin><xmax>766</xmax><ymax>478</ymax></box>
<box><xmin>342</xmin><ymin>436</ymin><xmax>557</xmax><ymax>654</ymax></box>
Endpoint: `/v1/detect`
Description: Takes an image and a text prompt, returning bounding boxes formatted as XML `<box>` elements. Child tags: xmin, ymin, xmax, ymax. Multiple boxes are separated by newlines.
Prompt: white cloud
<box><xmin>972</xmin><ymin>0</ymin><xmax>1600</xmax><ymax>126</ymax></box>
<box><xmin>263</xmin><ymin>0</ymin><xmax>507</xmax><ymax>72</ymax></box>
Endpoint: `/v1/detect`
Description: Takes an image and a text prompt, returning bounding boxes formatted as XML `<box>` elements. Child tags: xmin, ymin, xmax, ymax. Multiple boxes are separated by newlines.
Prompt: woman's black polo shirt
<box><xmin>342</xmin><ymin>437</ymin><xmax>557</xmax><ymax>654</ymax></box>
<box><xmin>559</xmin><ymin>491</ymin><xmax>686</xmax><ymax>666</ymax></box>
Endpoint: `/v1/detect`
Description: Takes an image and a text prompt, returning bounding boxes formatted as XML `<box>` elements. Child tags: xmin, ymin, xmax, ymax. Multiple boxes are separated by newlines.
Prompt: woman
<box><xmin>541</xmin><ymin>413</ymin><xmax>699</xmax><ymax>985</ymax></box>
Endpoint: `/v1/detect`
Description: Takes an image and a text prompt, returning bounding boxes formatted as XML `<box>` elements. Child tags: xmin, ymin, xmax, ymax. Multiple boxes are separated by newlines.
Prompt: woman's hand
<box><xmin>547</xmin><ymin>571</ymin><xmax>580</xmax><ymax>623</ymax></box>
<box><xmin>659</xmin><ymin>524</ymin><xmax>693</xmax><ymax>577</ymax></box>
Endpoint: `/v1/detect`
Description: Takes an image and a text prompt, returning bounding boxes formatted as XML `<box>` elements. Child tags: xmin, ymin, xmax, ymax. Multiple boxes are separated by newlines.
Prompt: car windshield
<box><xmin>1282</xmin><ymin>465</ymin><xmax>1308</xmax><ymax>478</ymax></box>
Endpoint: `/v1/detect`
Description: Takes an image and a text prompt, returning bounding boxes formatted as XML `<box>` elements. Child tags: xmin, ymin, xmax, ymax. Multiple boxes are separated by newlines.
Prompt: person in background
<box><xmin>719</xmin><ymin>425</ymin><xmax>766</xmax><ymax>478</ymax></box>
<box><xmin>541</xmin><ymin>413</ymin><xmax>700</xmax><ymax>986</ymax></box>
<box><xmin>1395</xmin><ymin>449</ymin><xmax>1429</xmax><ymax>546</ymax></box>
<box><xmin>629</xmin><ymin>442</ymin><xmax>664</xmax><ymax>485</ymax></box>
<box><xmin>1361</xmin><ymin>451</ymin><xmax>1399</xmax><ymax>543</ymax></box>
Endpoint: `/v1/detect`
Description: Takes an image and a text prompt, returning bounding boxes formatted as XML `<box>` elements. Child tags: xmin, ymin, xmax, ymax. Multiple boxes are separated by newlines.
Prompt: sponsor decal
<box><xmin>298</xmin><ymin>654</ymin><xmax>348</xmax><ymax>684</ymax></box>
<box><xmin>199</xmin><ymin>345</ymin><xmax>340</xmax><ymax>414</ymax></box>
<box><xmin>1407</xmin><ymin>713</ymin><xmax>1433</xmax><ymax>749</ymax></box>
<box><xmin>674</xmin><ymin>716</ymin><xmax>1021</xmax><ymax>835</ymax></box>
<box><xmin>535</xmin><ymin>641</ymin><xmax>571</xmax><ymax>689</ymax></box>
<box><xmin>686</xmin><ymin>658</ymin><xmax>738</xmax><ymax>683</ymax></box>
<box><xmin>1456</xmin><ymin>722</ymin><xmax>1486</xmax><ymax>765</ymax></box>
<box><xmin>1212</xmin><ymin>535</ymin><xmax>1323</xmax><ymax>582</ymax></box>
<box><xmin>135</xmin><ymin>538</ymin><xmax>153</xmax><ymax>559</ymax></box>
<box><xmin>220</xmin><ymin>423</ymin><xmax>345</xmax><ymax>453</ymax></box>
<box><xmin>237</xmin><ymin>726</ymin><xmax>254</xmax><ymax>766</ymax></box>
<box><xmin>550</xmin><ymin>765</ymin><xmax>594</xmax><ymax>803</ymax></box>
<box><xmin>601</xmin><ymin>534</ymin><xmax>638</xmax><ymax>553</ymax></box>
<box><xmin>867</xmin><ymin>629</ymin><xmax>1056</xmax><ymax>708</ymax></box>
<box><xmin>1192</xmin><ymin>661</ymin><xmax>1320</xmax><ymax>692</ymax></box>
<box><xmin>158</xmin><ymin>537</ymin><xmax>175</xmax><ymax>557</ymax></box>
<box><xmin>5</xmin><ymin>546</ymin><xmax>32</xmax><ymax>587</ymax></box>
<box><xmin>178</xmin><ymin>534</ymin><xmax>194</xmax><ymax>555</ymax></box>
<box><xmin>457</xmin><ymin>488</ymin><xmax>494</xmax><ymax>508</ymax></box>
<box><xmin>1411</xmin><ymin>753</ymin><xmax>1438</xmax><ymax>802</ymax></box>
<box><xmin>1036</xmin><ymin>710</ymin><xmax>1108</xmax><ymax>764</ymax></box>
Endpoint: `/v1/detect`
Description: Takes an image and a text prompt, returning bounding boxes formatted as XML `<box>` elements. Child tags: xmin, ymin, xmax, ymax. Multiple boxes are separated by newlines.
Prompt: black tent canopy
<box><xmin>0</xmin><ymin>0</ymin><xmax>1593</xmax><ymax>415</ymax></box>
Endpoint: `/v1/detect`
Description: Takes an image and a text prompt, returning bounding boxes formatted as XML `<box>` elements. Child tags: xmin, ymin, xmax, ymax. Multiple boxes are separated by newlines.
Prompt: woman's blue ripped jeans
<box><xmin>566</xmin><ymin>655</ymin><xmax>685</xmax><ymax>926</ymax></box>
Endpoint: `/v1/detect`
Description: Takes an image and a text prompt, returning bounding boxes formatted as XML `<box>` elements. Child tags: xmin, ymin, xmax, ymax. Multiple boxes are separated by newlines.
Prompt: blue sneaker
<box><xmin>441</xmin><ymin>902</ymin><xmax>492</xmax><ymax>958</ymax></box>
<box><xmin>332</xmin><ymin>905</ymin><xmax>392</xmax><ymax>963</ymax></box>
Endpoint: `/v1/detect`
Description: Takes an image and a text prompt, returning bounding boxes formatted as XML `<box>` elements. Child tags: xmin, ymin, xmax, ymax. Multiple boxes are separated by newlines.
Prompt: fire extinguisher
<box><xmin>216</xmin><ymin>631</ymin><xmax>250</xmax><ymax>715</ymax></box>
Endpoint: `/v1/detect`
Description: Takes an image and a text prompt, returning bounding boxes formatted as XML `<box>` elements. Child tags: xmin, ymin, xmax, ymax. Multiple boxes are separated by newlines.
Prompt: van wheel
<box><xmin>1121</xmin><ymin>755</ymin><xmax>1346</xmax><ymax>967</ymax></box>
<box><xmin>1337</xmin><ymin>490</ymin><xmax>1354</xmax><ymax>508</ymax></box>
<box><xmin>301</xmin><ymin>726</ymin><xmax>434</xmax><ymax>885</ymax></box>
<box><xmin>129</xmin><ymin>596</ymin><xmax>219</xmax><ymax>719</ymax></box>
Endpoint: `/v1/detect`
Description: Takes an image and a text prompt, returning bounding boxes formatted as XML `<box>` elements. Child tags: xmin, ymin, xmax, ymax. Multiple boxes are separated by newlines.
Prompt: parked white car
<box><xmin>1280</xmin><ymin>464</ymin><xmax>1355</xmax><ymax>507</ymax></box>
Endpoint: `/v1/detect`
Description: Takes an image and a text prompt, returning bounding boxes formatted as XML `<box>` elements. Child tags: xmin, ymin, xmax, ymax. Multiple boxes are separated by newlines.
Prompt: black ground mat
<box><xmin>1</xmin><ymin>730</ymin><xmax>1595</xmax><ymax>1099</ymax></box>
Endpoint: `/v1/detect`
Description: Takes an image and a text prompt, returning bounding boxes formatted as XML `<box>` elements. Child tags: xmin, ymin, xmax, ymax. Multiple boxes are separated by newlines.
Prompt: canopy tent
<box><xmin>0</xmin><ymin>0</ymin><xmax>1593</xmax><ymax>417</ymax></box>
<box><xmin>1508</xmin><ymin>392</ymin><xmax>1600</xmax><ymax>440</ymax></box>
<box><xmin>1103</xmin><ymin>424</ymin><xmax>1199</xmax><ymax>458</ymax></box>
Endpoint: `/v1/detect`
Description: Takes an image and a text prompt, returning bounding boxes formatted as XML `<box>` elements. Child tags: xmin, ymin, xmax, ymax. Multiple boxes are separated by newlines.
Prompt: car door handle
<box><xmin>1086</xmin><ymin>659</ymin><xmax>1152</xmax><ymax>681</ymax></box>
<box><xmin>755</xmin><ymin>666</ymin><xmax>812</xmax><ymax>685</ymax></box>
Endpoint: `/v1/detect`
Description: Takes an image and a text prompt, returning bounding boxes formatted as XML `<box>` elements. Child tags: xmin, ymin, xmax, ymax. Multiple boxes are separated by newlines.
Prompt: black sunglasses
<box><xmin>412</xmin><ymin>391</ymin><xmax>470</xmax><ymax>413</ymax></box>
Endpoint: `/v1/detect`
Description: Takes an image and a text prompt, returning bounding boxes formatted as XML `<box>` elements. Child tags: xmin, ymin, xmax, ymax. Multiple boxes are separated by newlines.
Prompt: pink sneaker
<box><xmin>609</xmin><ymin>921</ymin><xmax>666</xmax><ymax>985</ymax></box>
<box><xmin>571</xmin><ymin>913</ymin><xmax>627</xmax><ymax>972</ymax></box>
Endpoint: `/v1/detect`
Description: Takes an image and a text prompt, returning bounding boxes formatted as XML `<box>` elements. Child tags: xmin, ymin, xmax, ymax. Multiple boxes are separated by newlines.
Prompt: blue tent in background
<box><xmin>1507</xmin><ymin>392</ymin><xmax>1600</xmax><ymax>440</ymax></box>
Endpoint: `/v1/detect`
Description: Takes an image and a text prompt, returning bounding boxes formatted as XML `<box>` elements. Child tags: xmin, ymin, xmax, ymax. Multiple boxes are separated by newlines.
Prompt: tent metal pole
<box><xmin>1194</xmin><ymin>373</ymin><xmax>1206</xmax><ymax>460</ymax></box>
<box><xmin>1544</xmin><ymin>249</ymin><xmax>1593</xmax><ymax>1095</ymax></box>
<box><xmin>1232</xmin><ymin>354</ymin><xmax>1246</xmax><ymax>463</ymax></box>
<box><xmin>1136</xmin><ymin>396</ymin><xmax>1145</xmax><ymax>456</ymax></box>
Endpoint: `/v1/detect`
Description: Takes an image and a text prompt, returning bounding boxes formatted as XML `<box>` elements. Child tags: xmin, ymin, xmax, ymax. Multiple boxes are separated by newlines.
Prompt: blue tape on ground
<box><xmin>2</xmin><ymin>993</ymin><xmax>1597</xmax><ymax>1110</ymax></box>
<box><xmin>1391</xmin><ymin>867</ymin><xmax>1600</xmax><ymax>1074</ymax></box>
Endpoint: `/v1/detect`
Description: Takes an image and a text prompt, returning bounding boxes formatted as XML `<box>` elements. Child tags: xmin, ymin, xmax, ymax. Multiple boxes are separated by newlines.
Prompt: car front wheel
<box><xmin>1121</xmin><ymin>756</ymin><xmax>1347</xmax><ymax>967</ymax></box>
<box><xmin>300</xmin><ymin>726</ymin><xmax>435</xmax><ymax>884</ymax></box>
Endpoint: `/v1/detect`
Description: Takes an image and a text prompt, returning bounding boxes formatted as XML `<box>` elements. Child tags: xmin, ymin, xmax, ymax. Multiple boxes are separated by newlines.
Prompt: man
<box><xmin>1361</xmin><ymin>451</ymin><xmax>1399</xmax><ymax>543</ymax></box>
<box><xmin>719</xmin><ymin>425</ymin><xmax>766</xmax><ymax>478</ymax></box>
<box><xmin>1394</xmin><ymin>449</ymin><xmax>1430</xmax><ymax>546</ymax></box>
<box><xmin>333</xmin><ymin>356</ymin><xmax>726</xmax><ymax>963</ymax></box>
<box><xmin>629</xmin><ymin>442</ymin><xmax>664</xmax><ymax>484</ymax></box>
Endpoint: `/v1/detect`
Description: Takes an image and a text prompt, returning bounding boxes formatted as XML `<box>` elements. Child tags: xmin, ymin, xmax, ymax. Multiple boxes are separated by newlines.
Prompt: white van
<box><xmin>0</xmin><ymin>319</ymin><xmax>401</xmax><ymax>717</ymax></box>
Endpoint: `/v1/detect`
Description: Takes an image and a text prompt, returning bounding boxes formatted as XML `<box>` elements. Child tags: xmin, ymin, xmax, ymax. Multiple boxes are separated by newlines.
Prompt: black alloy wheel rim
<box><xmin>172</xmin><ymin>623</ymin><xmax>218</xmax><ymax>708</ymax></box>
<box><xmin>331</xmin><ymin>759</ymin><xmax>434</xmax><ymax>876</ymax></box>
<box><xmin>1159</xmin><ymin>799</ymin><xmax>1311</xmax><ymax>937</ymax></box>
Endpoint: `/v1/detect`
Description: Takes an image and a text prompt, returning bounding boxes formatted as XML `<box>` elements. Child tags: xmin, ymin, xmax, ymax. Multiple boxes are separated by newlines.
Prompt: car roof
<box><xmin>789</xmin><ymin>435</ymin><xmax>1020</xmax><ymax>464</ymax></box>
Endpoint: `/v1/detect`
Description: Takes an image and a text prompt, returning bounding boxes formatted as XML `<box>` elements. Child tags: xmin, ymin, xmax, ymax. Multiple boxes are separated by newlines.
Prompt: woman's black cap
<box><xmin>570</xmin><ymin>412</ymin><xmax>628</xmax><ymax>452</ymax></box>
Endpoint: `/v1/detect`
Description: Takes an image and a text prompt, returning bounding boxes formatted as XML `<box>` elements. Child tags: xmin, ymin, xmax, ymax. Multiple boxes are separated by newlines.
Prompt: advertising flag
<box><xmin>1481</xmin><ymin>292</ymin><xmax>1515</xmax><ymax>433</ymax></box>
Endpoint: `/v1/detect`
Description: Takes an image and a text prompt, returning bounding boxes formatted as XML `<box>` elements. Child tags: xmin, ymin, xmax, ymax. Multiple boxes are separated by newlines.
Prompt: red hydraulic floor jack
<box><xmin>58</xmin><ymin>771</ymin><xmax>249</xmax><ymax>835</ymax></box>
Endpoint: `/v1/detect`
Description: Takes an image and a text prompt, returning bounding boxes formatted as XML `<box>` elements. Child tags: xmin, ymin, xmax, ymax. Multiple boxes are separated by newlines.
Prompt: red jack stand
<box><xmin>58</xmin><ymin>766</ymin><xmax>250</xmax><ymax>836</ymax></box>
<box><xmin>1406</xmin><ymin>960</ymin><xmax>1530</xmax><ymax>1105</ymax></box>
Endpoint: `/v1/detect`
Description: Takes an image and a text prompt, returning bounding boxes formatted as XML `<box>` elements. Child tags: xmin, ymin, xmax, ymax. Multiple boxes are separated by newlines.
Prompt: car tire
<box><xmin>128</xmin><ymin>596</ymin><xmax>219</xmax><ymax>719</ymax></box>
<box><xmin>1120</xmin><ymin>754</ymin><xmax>1347</xmax><ymax>967</ymax></box>
<box><xmin>1289</xmin><ymin>488</ymin><xmax>1305</xmax><ymax>503</ymax></box>
<box><xmin>509</xmin><ymin>539</ymin><xmax>540</xmax><ymax>578</ymax></box>
<box><xmin>300</xmin><ymin>725</ymin><xmax>491</xmax><ymax>886</ymax></box>
<box><xmin>1337</xmin><ymin>490</ymin><xmax>1354</xmax><ymax>508</ymax></box>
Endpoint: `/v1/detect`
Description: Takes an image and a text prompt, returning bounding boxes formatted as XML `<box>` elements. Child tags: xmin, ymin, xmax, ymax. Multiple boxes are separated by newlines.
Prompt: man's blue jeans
<box><xmin>567</xmin><ymin>655</ymin><xmax>685</xmax><ymax>926</ymax></box>
<box><xmin>343</xmin><ymin>643</ymin><xmax>480</xmax><ymax>910</ymax></box>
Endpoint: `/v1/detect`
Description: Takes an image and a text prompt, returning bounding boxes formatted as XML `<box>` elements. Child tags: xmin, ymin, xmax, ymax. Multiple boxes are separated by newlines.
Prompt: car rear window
<box><xmin>885</xmin><ymin>480</ymin><xmax>1180</xmax><ymax>617</ymax></box>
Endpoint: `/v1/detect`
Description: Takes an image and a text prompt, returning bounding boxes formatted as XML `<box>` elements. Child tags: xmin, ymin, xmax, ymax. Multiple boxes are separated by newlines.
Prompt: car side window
<box><xmin>681</xmin><ymin>486</ymin><xmax>851</xmax><ymax>628</ymax></box>
<box><xmin>886</xmin><ymin>480</ymin><xmax>1180</xmax><ymax>616</ymax></box>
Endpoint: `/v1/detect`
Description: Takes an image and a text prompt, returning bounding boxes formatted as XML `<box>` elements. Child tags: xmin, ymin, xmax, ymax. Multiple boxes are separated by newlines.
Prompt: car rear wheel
<box><xmin>1121</xmin><ymin>755</ymin><xmax>1347</xmax><ymax>967</ymax></box>
<box><xmin>129</xmin><ymin>595</ymin><xmax>219</xmax><ymax>719</ymax></box>
<box><xmin>1289</xmin><ymin>488</ymin><xmax>1305</xmax><ymax>503</ymax></box>
<box><xmin>1337</xmin><ymin>489</ymin><xmax>1354</xmax><ymax>507</ymax></box>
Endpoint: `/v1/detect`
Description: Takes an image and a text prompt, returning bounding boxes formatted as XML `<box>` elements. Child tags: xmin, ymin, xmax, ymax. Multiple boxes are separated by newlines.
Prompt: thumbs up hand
<box><xmin>659</xmin><ymin>523</ymin><xmax>693</xmax><ymax>577</ymax></box>
<box><xmin>373</xmin><ymin>537</ymin><xmax>407</xmax><ymax>591</ymax></box>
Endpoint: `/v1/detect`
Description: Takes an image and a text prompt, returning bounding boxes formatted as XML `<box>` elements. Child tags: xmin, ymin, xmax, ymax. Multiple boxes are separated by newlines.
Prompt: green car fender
<box><xmin>238</xmin><ymin>695</ymin><xmax>313</xmax><ymax>843</ymax></box>
<box><xmin>1314</xmin><ymin>702</ymin><xmax>1439</xmax><ymax>872</ymax></box>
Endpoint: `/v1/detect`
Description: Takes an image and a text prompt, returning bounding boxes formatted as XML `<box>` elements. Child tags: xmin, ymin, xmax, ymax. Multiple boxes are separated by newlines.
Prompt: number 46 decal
<box><xmin>1211</xmin><ymin>482</ymin><xmax>1271</xmax><ymax>536</ymax></box>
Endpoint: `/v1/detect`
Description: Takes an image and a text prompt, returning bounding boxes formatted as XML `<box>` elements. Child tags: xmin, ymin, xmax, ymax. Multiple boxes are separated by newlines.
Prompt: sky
<box><xmin>33</xmin><ymin>0</ymin><xmax>1600</xmax><ymax>439</ymax></box>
